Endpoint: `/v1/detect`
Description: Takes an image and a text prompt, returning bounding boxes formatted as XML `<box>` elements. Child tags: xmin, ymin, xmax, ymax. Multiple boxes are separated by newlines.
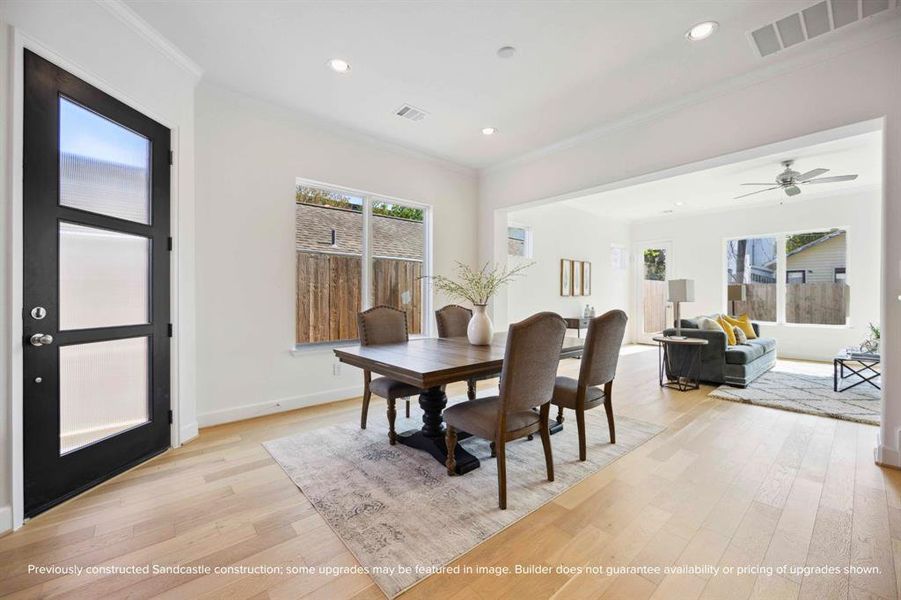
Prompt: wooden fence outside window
<box><xmin>296</xmin><ymin>251</ymin><xmax>423</xmax><ymax>344</ymax></box>
<box><xmin>642</xmin><ymin>281</ymin><xmax>851</xmax><ymax>333</ymax></box>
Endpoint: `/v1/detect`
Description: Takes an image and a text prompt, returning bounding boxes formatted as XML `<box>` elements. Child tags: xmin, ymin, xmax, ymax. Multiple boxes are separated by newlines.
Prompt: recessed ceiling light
<box><xmin>482</xmin><ymin>127</ymin><xmax>498</xmax><ymax>136</ymax></box>
<box><xmin>328</xmin><ymin>58</ymin><xmax>351</xmax><ymax>73</ymax></box>
<box><xmin>685</xmin><ymin>21</ymin><xmax>718</xmax><ymax>41</ymax></box>
<box><xmin>675</xmin><ymin>201</ymin><xmax>685</xmax><ymax>206</ymax></box>
<box><xmin>497</xmin><ymin>46</ymin><xmax>516</xmax><ymax>58</ymax></box>
<box><xmin>661</xmin><ymin>209</ymin><xmax>674</xmax><ymax>214</ymax></box>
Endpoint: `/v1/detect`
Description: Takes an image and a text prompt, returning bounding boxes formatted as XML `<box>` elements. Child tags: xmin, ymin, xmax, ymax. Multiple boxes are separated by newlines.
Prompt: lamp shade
<box><xmin>667</xmin><ymin>279</ymin><xmax>695</xmax><ymax>303</ymax></box>
<box><xmin>727</xmin><ymin>284</ymin><xmax>746</xmax><ymax>302</ymax></box>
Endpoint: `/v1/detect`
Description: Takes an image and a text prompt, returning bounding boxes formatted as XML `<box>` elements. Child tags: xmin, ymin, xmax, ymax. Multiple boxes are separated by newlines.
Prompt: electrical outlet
<box><xmin>333</xmin><ymin>362</ymin><xmax>341</xmax><ymax>376</ymax></box>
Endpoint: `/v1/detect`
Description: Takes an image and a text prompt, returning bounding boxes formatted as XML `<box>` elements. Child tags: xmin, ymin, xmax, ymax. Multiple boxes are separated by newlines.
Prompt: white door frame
<box><xmin>634</xmin><ymin>240</ymin><xmax>674</xmax><ymax>344</ymax></box>
<box><xmin>5</xmin><ymin>28</ymin><xmax>186</xmax><ymax>531</ymax></box>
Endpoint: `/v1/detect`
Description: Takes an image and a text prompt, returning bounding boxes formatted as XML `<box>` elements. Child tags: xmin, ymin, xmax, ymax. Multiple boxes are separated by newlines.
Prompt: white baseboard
<box><xmin>875</xmin><ymin>429</ymin><xmax>901</xmax><ymax>469</ymax></box>
<box><xmin>179</xmin><ymin>421</ymin><xmax>199</xmax><ymax>445</ymax></box>
<box><xmin>0</xmin><ymin>505</ymin><xmax>12</xmax><ymax>534</ymax></box>
<box><xmin>197</xmin><ymin>386</ymin><xmax>361</xmax><ymax>428</ymax></box>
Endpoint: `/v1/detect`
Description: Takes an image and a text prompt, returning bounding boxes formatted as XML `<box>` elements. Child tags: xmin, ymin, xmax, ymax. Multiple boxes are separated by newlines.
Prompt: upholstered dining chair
<box><xmin>435</xmin><ymin>305</ymin><xmax>497</xmax><ymax>400</ymax></box>
<box><xmin>358</xmin><ymin>305</ymin><xmax>420</xmax><ymax>444</ymax></box>
<box><xmin>552</xmin><ymin>309</ymin><xmax>628</xmax><ymax>461</ymax></box>
<box><xmin>444</xmin><ymin>312</ymin><xmax>567</xmax><ymax>510</ymax></box>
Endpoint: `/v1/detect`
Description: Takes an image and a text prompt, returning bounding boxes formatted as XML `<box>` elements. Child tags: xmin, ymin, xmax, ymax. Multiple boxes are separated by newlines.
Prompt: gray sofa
<box><xmin>662</xmin><ymin>317</ymin><xmax>776</xmax><ymax>387</ymax></box>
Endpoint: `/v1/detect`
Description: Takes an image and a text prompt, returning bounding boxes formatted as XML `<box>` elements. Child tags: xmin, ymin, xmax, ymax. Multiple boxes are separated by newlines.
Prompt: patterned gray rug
<box><xmin>709</xmin><ymin>369</ymin><xmax>881</xmax><ymax>425</ymax></box>
<box><xmin>263</xmin><ymin>393</ymin><xmax>662</xmax><ymax>598</ymax></box>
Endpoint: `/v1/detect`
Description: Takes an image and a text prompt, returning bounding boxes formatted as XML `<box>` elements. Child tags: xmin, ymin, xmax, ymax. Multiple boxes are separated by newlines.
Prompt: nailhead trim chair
<box><xmin>434</xmin><ymin>305</ymin><xmax>498</xmax><ymax>400</ymax></box>
<box><xmin>552</xmin><ymin>309</ymin><xmax>628</xmax><ymax>461</ymax></box>
<box><xmin>444</xmin><ymin>312</ymin><xmax>567</xmax><ymax>509</ymax></box>
<box><xmin>357</xmin><ymin>306</ymin><xmax>420</xmax><ymax>444</ymax></box>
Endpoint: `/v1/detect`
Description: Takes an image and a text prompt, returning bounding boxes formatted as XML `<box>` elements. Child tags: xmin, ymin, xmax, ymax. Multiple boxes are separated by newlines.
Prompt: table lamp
<box><xmin>727</xmin><ymin>284</ymin><xmax>746</xmax><ymax>316</ymax></box>
<box><xmin>667</xmin><ymin>279</ymin><xmax>695</xmax><ymax>336</ymax></box>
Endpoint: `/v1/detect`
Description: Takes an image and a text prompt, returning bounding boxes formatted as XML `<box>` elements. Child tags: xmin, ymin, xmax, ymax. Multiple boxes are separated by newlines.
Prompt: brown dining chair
<box><xmin>358</xmin><ymin>305</ymin><xmax>420</xmax><ymax>444</ymax></box>
<box><xmin>552</xmin><ymin>309</ymin><xmax>628</xmax><ymax>461</ymax></box>
<box><xmin>444</xmin><ymin>312</ymin><xmax>567</xmax><ymax>509</ymax></box>
<box><xmin>435</xmin><ymin>305</ymin><xmax>496</xmax><ymax>400</ymax></box>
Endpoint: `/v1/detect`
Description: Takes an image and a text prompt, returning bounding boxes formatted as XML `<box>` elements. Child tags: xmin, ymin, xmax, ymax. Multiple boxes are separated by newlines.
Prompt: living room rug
<box><xmin>263</xmin><ymin>393</ymin><xmax>662</xmax><ymax>598</ymax></box>
<box><xmin>708</xmin><ymin>368</ymin><xmax>881</xmax><ymax>425</ymax></box>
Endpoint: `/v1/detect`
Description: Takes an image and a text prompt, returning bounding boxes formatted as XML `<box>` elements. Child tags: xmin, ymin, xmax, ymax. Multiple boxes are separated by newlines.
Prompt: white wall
<box><xmin>477</xmin><ymin>31</ymin><xmax>901</xmax><ymax>466</ymax></box>
<box><xmin>631</xmin><ymin>189</ymin><xmax>881</xmax><ymax>361</ymax></box>
<box><xmin>193</xmin><ymin>82</ymin><xmax>478</xmax><ymax>427</ymax></box>
<box><xmin>0</xmin><ymin>0</ymin><xmax>199</xmax><ymax>530</ymax></box>
<box><xmin>505</xmin><ymin>204</ymin><xmax>632</xmax><ymax>334</ymax></box>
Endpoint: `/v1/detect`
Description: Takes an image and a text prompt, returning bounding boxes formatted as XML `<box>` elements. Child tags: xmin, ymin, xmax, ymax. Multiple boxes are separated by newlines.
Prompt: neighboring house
<box><xmin>727</xmin><ymin>237</ymin><xmax>777</xmax><ymax>284</ymax></box>
<box><xmin>759</xmin><ymin>230</ymin><xmax>847</xmax><ymax>284</ymax></box>
<box><xmin>295</xmin><ymin>202</ymin><xmax>423</xmax><ymax>260</ymax></box>
<box><xmin>784</xmin><ymin>230</ymin><xmax>847</xmax><ymax>284</ymax></box>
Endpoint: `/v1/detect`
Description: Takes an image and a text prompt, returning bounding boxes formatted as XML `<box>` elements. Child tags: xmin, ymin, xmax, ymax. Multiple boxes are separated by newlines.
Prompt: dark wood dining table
<box><xmin>334</xmin><ymin>334</ymin><xmax>585</xmax><ymax>474</ymax></box>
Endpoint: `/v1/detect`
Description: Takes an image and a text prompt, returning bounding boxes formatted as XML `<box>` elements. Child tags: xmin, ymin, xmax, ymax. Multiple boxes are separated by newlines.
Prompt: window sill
<box><xmin>290</xmin><ymin>340</ymin><xmax>358</xmax><ymax>356</ymax></box>
<box><xmin>780</xmin><ymin>322</ymin><xmax>853</xmax><ymax>330</ymax></box>
<box><xmin>290</xmin><ymin>334</ymin><xmax>430</xmax><ymax>356</ymax></box>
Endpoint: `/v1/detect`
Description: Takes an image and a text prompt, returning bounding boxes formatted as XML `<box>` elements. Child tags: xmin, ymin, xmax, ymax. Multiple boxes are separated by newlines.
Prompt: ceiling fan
<box><xmin>734</xmin><ymin>160</ymin><xmax>858</xmax><ymax>200</ymax></box>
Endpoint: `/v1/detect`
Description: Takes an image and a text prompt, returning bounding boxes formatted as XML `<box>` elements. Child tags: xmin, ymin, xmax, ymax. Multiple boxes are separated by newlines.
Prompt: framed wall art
<box><xmin>582</xmin><ymin>261</ymin><xmax>591</xmax><ymax>295</ymax></box>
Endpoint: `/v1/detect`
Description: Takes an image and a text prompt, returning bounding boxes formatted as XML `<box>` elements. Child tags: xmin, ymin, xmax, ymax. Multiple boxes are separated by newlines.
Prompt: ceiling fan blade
<box><xmin>796</xmin><ymin>168</ymin><xmax>829</xmax><ymax>181</ymax></box>
<box><xmin>784</xmin><ymin>185</ymin><xmax>801</xmax><ymax>197</ymax></box>
<box><xmin>804</xmin><ymin>174</ymin><xmax>858</xmax><ymax>184</ymax></box>
<box><xmin>741</xmin><ymin>183</ymin><xmax>778</xmax><ymax>186</ymax></box>
<box><xmin>734</xmin><ymin>186</ymin><xmax>780</xmax><ymax>199</ymax></box>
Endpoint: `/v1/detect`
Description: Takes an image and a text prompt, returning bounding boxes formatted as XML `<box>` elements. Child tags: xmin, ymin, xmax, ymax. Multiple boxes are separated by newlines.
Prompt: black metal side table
<box><xmin>834</xmin><ymin>351</ymin><xmax>880</xmax><ymax>392</ymax></box>
<box><xmin>654</xmin><ymin>336</ymin><xmax>708</xmax><ymax>392</ymax></box>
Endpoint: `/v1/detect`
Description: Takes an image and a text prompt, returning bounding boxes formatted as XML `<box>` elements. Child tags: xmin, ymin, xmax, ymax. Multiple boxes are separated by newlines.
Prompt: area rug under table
<box><xmin>708</xmin><ymin>368</ymin><xmax>881</xmax><ymax>425</ymax></box>
<box><xmin>263</xmin><ymin>394</ymin><xmax>662</xmax><ymax>598</ymax></box>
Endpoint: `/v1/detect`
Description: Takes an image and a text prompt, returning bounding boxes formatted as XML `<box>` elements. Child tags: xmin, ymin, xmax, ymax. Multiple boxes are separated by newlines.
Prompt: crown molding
<box><xmin>95</xmin><ymin>0</ymin><xmax>203</xmax><ymax>81</ymax></box>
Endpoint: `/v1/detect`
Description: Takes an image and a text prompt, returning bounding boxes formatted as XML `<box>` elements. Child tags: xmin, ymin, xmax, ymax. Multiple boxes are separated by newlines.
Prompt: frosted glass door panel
<box><xmin>59</xmin><ymin>222</ymin><xmax>150</xmax><ymax>330</ymax></box>
<box><xmin>59</xmin><ymin>97</ymin><xmax>151</xmax><ymax>224</ymax></box>
<box><xmin>59</xmin><ymin>337</ymin><xmax>149</xmax><ymax>455</ymax></box>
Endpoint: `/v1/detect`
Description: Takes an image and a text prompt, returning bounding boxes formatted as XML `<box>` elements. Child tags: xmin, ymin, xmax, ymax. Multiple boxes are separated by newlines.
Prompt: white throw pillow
<box><xmin>697</xmin><ymin>317</ymin><xmax>721</xmax><ymax>331</ymax></box>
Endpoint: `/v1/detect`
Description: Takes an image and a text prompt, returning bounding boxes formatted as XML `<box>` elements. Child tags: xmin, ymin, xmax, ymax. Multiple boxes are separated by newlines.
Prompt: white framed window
<box><xmin>507</xmin><ymin>224</ymin><xmax>533</xmax><ymax>258</ymax></box>
<box><xmin>724</xmin><ymin>228</ymin><xmax>849</xmax><ymax>326</ymax></box>
<box><xmin>294</xmin><ymin>180</ymin><xmax>431</xmax><ymax>345</ymax></box>
<box><xmin>785</xmin><ymin>229</ymin><xmax>847</xmax><ymax>325</ymax></box>
<box><xmin>725</xmin><ymin>236</ymin><xmax>778</xmax><ymax>322</ymax></box>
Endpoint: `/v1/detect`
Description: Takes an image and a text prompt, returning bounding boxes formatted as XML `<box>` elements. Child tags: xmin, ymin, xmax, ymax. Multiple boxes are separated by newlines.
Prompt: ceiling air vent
<box><xmin>749</xmin><ymin>0</ymin><xmax>896</xmax><ymax>58</ymax></box>
<box><xmin>395</xmin><ymin>104</ymin><xmax>428</xmax><ymax>122</ymax></box>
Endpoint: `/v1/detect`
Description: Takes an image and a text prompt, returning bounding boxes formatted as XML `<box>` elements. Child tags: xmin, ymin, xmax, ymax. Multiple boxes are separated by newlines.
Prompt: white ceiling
<box><xmin>559</xmin><ymin>130</ymin><xmax>882</xmax><ymax>222</ymax></box>
<box><xmin>124</xmin><ymin>0</ymin><xmax>896</xmax><ymax>169</ymax></box>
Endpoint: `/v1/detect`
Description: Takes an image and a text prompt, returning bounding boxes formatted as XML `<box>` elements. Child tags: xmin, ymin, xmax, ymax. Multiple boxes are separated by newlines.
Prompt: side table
<box><xmin>653</xmin><ymin>336</ymin><xmax>709</xmax><ymax>392</ymax></box>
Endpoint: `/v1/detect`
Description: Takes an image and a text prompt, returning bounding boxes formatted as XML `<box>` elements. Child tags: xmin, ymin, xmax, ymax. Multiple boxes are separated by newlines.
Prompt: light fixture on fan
<box><xmin>734</xmin><ymin>160</ymin><xmax>858</xmax><ymax>200</ymax></box>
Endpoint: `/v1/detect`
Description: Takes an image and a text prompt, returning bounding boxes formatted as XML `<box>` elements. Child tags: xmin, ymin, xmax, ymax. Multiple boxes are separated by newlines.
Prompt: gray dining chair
<box><xmin>552</xmin><ymin>309</ymin><xmax>628</xmax><ymax>461</ymax></box>
<box><xmin>435</xmin><ymin>304</ymin><xmax>497</xmax><ymax>400</ymax></box>
<box><xmin>358</xmin><ymin>305</ymin><xmax>420</xmax><ymax>444</ymax></box>
<box><xmin>444</xmin><ymin>312</ymin><xmax>566</xmax><ymax>509</ymax></box>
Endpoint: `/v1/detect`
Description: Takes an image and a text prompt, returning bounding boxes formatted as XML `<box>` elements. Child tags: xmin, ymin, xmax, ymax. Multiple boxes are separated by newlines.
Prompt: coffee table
<box><xmin>834</xmin><ymin>350</ymin><xmax>880</xmax><ymax>392</ymax></box>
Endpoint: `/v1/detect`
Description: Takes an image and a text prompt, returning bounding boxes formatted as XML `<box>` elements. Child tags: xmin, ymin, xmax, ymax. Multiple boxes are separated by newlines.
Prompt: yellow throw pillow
<box><xmin>724</xmin><ymin>313</ymin><xmax>757</xmax><ymax>340</ymax></box>
<box><xmin>716</xmin><ymin>315</ymin><xmax>737</xmax><ymax>346</ymax></box>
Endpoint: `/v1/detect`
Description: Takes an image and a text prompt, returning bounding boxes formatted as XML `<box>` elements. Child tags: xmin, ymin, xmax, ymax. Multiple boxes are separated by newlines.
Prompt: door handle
<box><xmin>30</xmin><ymin>333</ymin><xmax>54</xmax><ymax>347</ymax></box>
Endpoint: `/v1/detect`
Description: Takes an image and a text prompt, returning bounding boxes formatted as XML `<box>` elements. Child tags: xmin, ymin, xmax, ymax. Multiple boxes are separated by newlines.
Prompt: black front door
<box><xmin>23</xmin><ymin>50</ymin><xmax>171</xmax><ymax>517</ymax></box>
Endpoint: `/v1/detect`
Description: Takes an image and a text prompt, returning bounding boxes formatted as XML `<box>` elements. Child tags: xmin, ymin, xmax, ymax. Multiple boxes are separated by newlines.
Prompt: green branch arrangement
<box><xmin>426</xmin><ymin>261</ymin><xmax>535</xmax><ymax>306</ymax></box>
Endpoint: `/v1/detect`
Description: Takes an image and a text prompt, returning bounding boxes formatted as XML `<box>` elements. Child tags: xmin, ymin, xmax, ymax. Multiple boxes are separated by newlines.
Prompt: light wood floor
<box><xmin>1</xmin><ymin>347</ymin><xmax>898</xmax><ymax>600</ymax></box>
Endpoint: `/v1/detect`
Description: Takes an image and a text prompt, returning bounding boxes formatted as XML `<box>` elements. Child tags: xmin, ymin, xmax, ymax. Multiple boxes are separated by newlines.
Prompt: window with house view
<box><xmin>726</xmin><ymin>237</ymin><xmax>778</xmax><ymax>322</ymax></box>
<box><xmin>295</xmin><ymin>184</ymin><xmax>427</xmax><ymax>344</ymax></box>
<box><xmin>785</xmin><ymin>229</ymin><xmax>848</xmax><ymax>325</ymax></box>
<box><xmin>507</xmin><ymin>226</ymin><xmax>531</xmax><ymax>258</ymax></box>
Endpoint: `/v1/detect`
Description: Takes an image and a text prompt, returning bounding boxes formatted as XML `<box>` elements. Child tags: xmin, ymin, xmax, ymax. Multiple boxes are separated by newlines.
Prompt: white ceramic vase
<box><xmin>467</xmin><ymin>304</ymin><xmax>494</xmax><ymax>345</ymax></box>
